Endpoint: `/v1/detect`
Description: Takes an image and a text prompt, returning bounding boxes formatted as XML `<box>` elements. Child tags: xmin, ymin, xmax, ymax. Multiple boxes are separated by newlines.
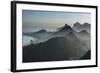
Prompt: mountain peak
<box><xmin>74</xmin><ymin>22</ymin><xmax>81</xmax><ymax>25</ymax></box>
<box><xmin>80</xmin><ymin>30</ymin><xmax>88</xmax><ymax>33</ymax></box>
<box><xmin>83</xmin><ymin>23</ymin><xmax>90</xmax><ymax>25</ymax></box>
<box><xmin>57</xmin><ymin>24</ymin><xmax>73</xmax><ymax>32</ymax></box>
<box><xmin>35</xmin><ymin>29</ymin><xmax>47</xmax><ymax>33</ymax></box>
<box><xmin>73</xmin><ymin>22</ymin><xmax>81</xmax><ymax>29</ymax></box>
<box><xmin>79</xmin><ymin>30</ymin><xmax>89</xmax><ymax>35</ymax></box>
<box><xmin>82</xmin><ymin>23</ymin><xmax>90</xmax><ymax>28</ymax></box>
<box><xmin>65</xmin><ymin>24</ymin><xmax>68</xmax><ymax>26</ymax></box>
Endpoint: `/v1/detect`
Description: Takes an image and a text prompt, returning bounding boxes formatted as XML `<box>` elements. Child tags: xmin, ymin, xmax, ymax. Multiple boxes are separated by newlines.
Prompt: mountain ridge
<box><xmin>23</xmin><ymin>22</ymin><xmax>91</xmax><ymax>62</ymax></box>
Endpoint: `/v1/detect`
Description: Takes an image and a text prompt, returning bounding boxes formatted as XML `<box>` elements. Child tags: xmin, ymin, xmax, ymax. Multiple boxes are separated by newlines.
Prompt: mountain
<box><xmin>73</xmin><ymin>22</ymin><xmax>81</xmax><ymax>29</ymax></box>
<box><xmin>79</xmin><ymin>30</ymin><xmax>89</xmax><ymax>36</ymax></box>
<box><xmin>82</xmin><ymin>23</ymin><xmax>90</xmax><ymax>28</ymax></box>
<box><xmin>23</xmin><ymin>29</ymin><xmax>48</xmax><ymax>35</ymax></box>
<box><xmin>23</xmin><ymin>35</ymin><xmax>87</xmax><ymax>62</ymax></box>
<box><xmin>23</xmin><ymin>29</ymin><xmax>52</xmax><ymax>39</ymax></box>
<box><xmin>73</xmin><ymin>22</ymin><xmax>90</xmax><ymax>33</ymax></box>
<box><xmin>54</xmin><ymin>24</ymin><xmax>74</xmax><ymax>36</ymax></box>
<box><xmin>82</xmin><ymin>23</ymin><xmax>90</xmax><ymax>33</ymax></box>
<box><xmin>23</xmin><ymin>23</ymin><xmax>90</xmax><ymax>62</ymax></box>
<box><xmin>34</xmin><ymin>29</ymin><xmax>47</xmax><ymax>34</ymax></box>
<box><xmin>57</xmin><ymin>24</ymin><xmax>73</xmax><ymax>32</ymax></box>
<box><xmin>78</xmin><ymin>30</ymin><xmax>90</xmax><ymax>40</ymax></box>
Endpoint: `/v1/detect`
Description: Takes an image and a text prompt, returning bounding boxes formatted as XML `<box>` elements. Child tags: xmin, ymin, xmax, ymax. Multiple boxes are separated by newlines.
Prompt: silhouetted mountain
<box><xmin>23</xmin><ymin>35</ymin><xmax>86</xmax><ymax>62</ymax></box>
<box><xmin>73</xmin><ymin>22</ymin><xmax>81</xmax><ymax>29</ymax></box>
<box><xmin>73</xmin><ymin>22</ymin><xmax>90</xmax><ymax>33</ymax></box>
<box><xmin>80</xmin><ymin>50</ymin><xmax>91</xmax><ymax>59</ymax></box>
<box><xmin>34</xmin><ymin>29</ymin><xmax>47</xmax><ymax>34</ymax></box>
<box><xmin>83</xmin><ymin>23</ymin><xmax>90</xmax><ymax>28</ymax></box>
<box><xmin>79</xmin><ymin>30</ymin><xmax>89</xmax><ymax>36</ymax></box>
<box><xmin>23</xmin><ymin>29</ymin><xmax>48</xmax><ymax>36</ymax></box>
<box><xmin>23</xmin><ymin>23</ymin><xmax>91</xmax><ymax>62</ymax></box>
<box><xmin>54</xmin><ymin>24</ymin><xmax>74</xmax><ymax>36</ymax></box>
<box><xmin>23</xmin><ymin>29</ymin><xmax>52</xmax><ymax>39</ymax></box>
<box><xmin>78</xmin><ymin>30</ymin><xmax>90</xmax><ymax>41</ymax></box>
<box><xmin>57</xmin><ymin>24</ymin><xmax>73</xmax><ymax>32</ymax></box>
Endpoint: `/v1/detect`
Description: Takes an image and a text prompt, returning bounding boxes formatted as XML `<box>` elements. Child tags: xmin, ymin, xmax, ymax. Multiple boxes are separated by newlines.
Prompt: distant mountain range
<box><xmin>73</xmin><ymin>22</ymin><xmax>90</xmax><ymax>33</ymax></box>
<box><xmin>23</xmin><ymin>22</ymin><xmax>90</xmax><ymax>37</ymax></box>
<box><xmin>23</xmin><ymin>22</ymin><xmax>91</xmax><ymax>62</ymax></box>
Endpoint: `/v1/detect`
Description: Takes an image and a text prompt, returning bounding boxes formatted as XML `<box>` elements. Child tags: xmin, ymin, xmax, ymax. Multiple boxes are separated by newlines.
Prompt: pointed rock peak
<box><xmin>56</xmin><ymin>23</ymin><xmax>74</xmax><ymax>33</ymax></box>
<box><xmin>75</xmin><ymin>22</ymin><xmax>80</xmax><ymax>24</ymax></box>
<box><xmin>64</xmin><ymin>24</ymin><xmax>71</xmax><ymax>28</ymax></box>
<box><xmin>73</xmin><ymin>22</ymin><xmax>81</xmax><ymax>26</ymax></box>
<box><xmin>65</xmin><ymin>24</ymin><xmax>68</xmax><ymax>26</ymax></box>
<box><xmin>61</xmin><ymin>24</ymin><xmax>72</xmax><ymax>31</ymax></box>
<box><xmin>63</xmin><ymin>23</ymin><xmax>71</xmax><ymax>28</ymax></box>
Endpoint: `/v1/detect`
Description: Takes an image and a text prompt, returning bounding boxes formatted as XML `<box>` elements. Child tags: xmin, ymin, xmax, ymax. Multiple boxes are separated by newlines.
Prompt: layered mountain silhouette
<box><xmin>57</xmin><ymin>24</ymin><xmax>73</xmax><ymax>32</ymax></box>
<box><xmin>73</xmin><ymin>22</ymin><xmax>90</xmax><ymax>33</ymax></box>
<box><xmin>23</xmin><ymin>22</ymin><xmax>91</xmax><ymax>62</ymax></box>
<box><xmin>23</xmin><ymin>29</ymin><xmax>52</xmax><ymax>40</ymax></box>
<box><xmin>53</xmin><ymin>24</ymin><xmax>75</xmax><ymax>37</ymax></box>
<box><xmin>23</xmin><ymin>29</ymin><xmax>48</xmax><ymax>36</ymax></box>
<box><xmin>73</xmin><ymin>22</ymin><xmax>81</xmax><ymax>29</ymax></box>
<box><xmin>23</xmin><ymin>36</ymin><xmax>87</xmax><ymax>62</ymax></box>
<box><xmin>79</xmin><ymin>30</ymin><xmax>90</xmax><ymax>37</ymax></box>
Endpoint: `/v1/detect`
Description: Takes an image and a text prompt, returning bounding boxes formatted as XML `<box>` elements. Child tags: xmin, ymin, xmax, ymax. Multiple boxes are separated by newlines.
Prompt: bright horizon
<box><xmin>22</xmin><ymin>10</ymin><xmax>91</xmax><ymax>32</ymax></box>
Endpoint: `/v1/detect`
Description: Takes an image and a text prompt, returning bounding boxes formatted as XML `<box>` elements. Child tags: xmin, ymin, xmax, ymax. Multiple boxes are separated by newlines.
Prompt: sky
<box><xmin>22</xmin><ymin>10</ymin><xmax>91</xmax><ymax>32</ymax></box>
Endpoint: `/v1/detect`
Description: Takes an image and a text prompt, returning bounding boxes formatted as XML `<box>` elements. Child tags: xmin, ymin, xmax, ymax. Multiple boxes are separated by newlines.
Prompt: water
<box><xmin>22</xmin><ymin>35</ymin><xmax>37</xmax><ymax>46</ymax></box>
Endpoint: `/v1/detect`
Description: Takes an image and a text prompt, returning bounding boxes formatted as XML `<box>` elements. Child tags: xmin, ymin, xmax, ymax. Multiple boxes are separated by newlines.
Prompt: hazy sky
<box><xmin>22</xmin><ymin>10</ymin><xmax>91</xmax><ymax>32</ymax></box>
